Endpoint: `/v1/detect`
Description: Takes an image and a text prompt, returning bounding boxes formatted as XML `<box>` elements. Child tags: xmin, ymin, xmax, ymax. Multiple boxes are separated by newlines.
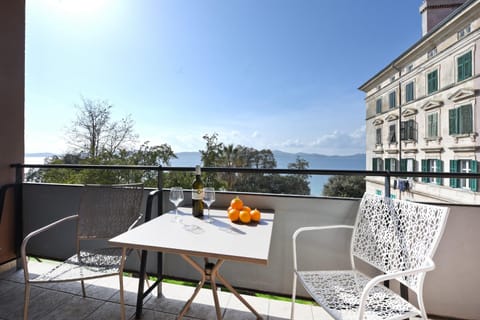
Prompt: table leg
<box><xmin>135</xmin><ymin>249</ymin><xmax>148</xmax><ymax>319</ymax></box>
<box><xmin>119</xmin><ymin>247</ymin><xmax>127</xmax><ymax>320</ymax></box>
<box><xmin>178</xmin><ymin>255</ymin><xmax>263</xmax><ymax>320</ymax></box>
<box><xmin>178</xmin><ymin>254</ymin><xmax>207</xmax><ymax>319</ymax></box>
<box><xmin>216</xmin><ymin>272</ymin><xmax>263</xmax><ymax>319</ymax></box>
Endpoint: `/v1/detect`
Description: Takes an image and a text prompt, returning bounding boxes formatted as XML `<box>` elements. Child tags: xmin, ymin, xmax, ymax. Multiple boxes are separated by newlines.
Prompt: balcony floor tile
<box><xmin>0</xmin><ymin>260</ymin><xmax>330</xmax><ymax>320</ymax></box>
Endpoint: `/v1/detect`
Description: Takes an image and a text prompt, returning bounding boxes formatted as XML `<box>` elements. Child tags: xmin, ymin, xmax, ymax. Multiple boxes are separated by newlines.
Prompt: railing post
<box><xmin>157</xmin><ymin>165</ymin><xmax>163</xmax><ymax>218</ymax></box>
<box><xmin>14</xmin><ymin>164</ymin><xmax>23</xmax><ymax>269</ymax></box>
<box><xmin>384</xmin><ymin>172</ymin><xmax>391</xmax><ymax>198</ymax></box>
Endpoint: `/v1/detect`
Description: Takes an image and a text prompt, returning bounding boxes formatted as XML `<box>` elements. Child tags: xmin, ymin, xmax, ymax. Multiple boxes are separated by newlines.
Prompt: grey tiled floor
<box><xmin>0</xmin><ymin>260</ymin><xmax>330</xmax><ymax>320</ymax></box>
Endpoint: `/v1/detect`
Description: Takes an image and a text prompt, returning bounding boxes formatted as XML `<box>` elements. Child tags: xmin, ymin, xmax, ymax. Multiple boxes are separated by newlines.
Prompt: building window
<box><xmin>449</xmin><ymin>104</ymin><xmax>473</xmax><ymax>135</ymax></box>
<box><xmin>388</xmin><ymin>91</ymin><xmax>396</xmax><ymax>109</ymax></box>
<box><xmin>421</xmin><ymin>159</ymin><xmax>443</xmax><ymax>185</ymax></box>
<box><xmin>427</xmin><ymin>69</ymin><xmax>438</xmax><ymax>94</ymax></box>
<box><xmin>372</xmin><ymin>158</ymin><xmax>383</xmax><ymax>171</ymax></box>
<box><xmin>388</xmin><ymin>124</ymin><xmax>396</xmax><ymax>143</ymax></box>
<box><xmin>428</xmin><ymin>47</ymin><xmax>437</xmax><ymax>59</ymax></box>
<box><xmin>458</xmin><ymin>24</ymin><xmax>471</xmax><ymax>40</ymax></box>
<box><xmin>400</xmin><ymin>158</ymin><xmax>416</xmax><ymax>172</ymax></box>
<box><xmin>400</xmin><ymin>119</ymin><xmax>416</xmax><ymax>141</ymax></box>
<box><xmin>385</xmin><ymin>158</ymin><xmax>398</xmax><ymax>171</ymax></box>
<box><xmin>376</xmin><ymin>98</ymin><xmax>382</xmax><ymax>114</ymax></box>
<box><xmin>376</xmin><ymin>127</ymin><xmax>382</xmax><ymax>145</ymax></box>
<box><xmin>457</xmin><ymin>51</ymin><xmax>472</xmax><ymax>82</ymax></box>
<box><xmin>426</xmin><ymin>112</ymin><xmax>439</xmax><ymax>138</ymax></box>
<box><xmin>405</xmin><ymin>81</ymin><xmax>415</xmax><ymax>102</ymax></box>
<box><xmin>450</xmin><ymin>159</ymin><xmax>478</xmax><ymax>191</ymax></box>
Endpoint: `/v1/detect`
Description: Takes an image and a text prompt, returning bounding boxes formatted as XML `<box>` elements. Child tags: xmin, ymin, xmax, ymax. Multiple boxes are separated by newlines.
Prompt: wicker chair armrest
<box><xmin>292</xmin><ymin>225</ymin><xmax>354</xmax><ymax>271</ymax></box>
<box><xmin>128</xmin><ymin>213</ymin><xmax>144</xmax><ymax>231</ymax></box>
<box><xmin>357</xmin><ymin>258</ymin><xmax>436</xmax><ymax>318</ymax></box>
<box><xmin>21</xmin><ymin>214</ymin><xmax>78</xmax><ymax>279</ymax></box>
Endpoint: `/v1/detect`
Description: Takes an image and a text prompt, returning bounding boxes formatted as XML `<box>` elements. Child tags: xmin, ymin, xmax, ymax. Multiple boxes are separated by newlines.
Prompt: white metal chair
<box><xmin>291</xmin><ymin>193</ymin><xmax>449</xmax><ymax>320</ymax></box>
<box><xmin>21</xmin><ymin>184</ymin><xmax>144</xmax><ymax>320</ymax></box>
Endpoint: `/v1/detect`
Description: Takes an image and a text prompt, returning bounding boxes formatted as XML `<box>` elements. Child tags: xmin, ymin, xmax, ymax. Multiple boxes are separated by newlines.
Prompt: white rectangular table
<box><xmin>109</xmin><ymin>208</ymin><xmax>274</xmax><ymax>320</ymax></box>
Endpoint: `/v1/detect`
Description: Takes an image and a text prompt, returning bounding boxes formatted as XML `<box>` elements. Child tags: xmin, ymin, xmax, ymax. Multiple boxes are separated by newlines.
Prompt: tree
<box><xmin>68</xmin><ymin>97</ymin><xmax>138</xmax><ymax>158</ymax></box>
<box><xmin>197</xmin><ymin>133</ymin><xmax>311</xmax><ymax>195</ymax></box>
<box><xmin>27</xmin><ymin>98</ymin><xmax>176</xmax><ymax>187</ymax></box>
<box><xmin>322</xmin><ymin>175</ymin><xmax>365</xmax><ymax>198</ymax></box>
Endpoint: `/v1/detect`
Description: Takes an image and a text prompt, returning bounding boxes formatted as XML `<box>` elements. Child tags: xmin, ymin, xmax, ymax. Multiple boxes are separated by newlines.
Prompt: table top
<box><xmin>109</xmin><ymin>208</ymin><xmax>274</xmax><ymax>265</ymax></box>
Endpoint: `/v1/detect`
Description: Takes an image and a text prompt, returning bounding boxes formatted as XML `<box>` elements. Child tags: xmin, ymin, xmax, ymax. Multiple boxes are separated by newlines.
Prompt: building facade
<box><xmin>359</xmin><ymin>0</ymin><xmax>480</xmax><ymax>204</ymax></box>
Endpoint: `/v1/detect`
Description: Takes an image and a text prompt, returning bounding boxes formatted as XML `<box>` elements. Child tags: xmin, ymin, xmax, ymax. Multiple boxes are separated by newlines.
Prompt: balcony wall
<box><xmin>21</xmin><ymin>183</ymin><xmax>480</xmax><ymax>319</ymax></box>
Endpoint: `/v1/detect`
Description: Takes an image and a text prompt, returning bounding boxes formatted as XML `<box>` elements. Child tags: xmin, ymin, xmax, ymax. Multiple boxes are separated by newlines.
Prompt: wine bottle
<box><xmin>192</xmin><ymin>165</ymin><xmax>204</xmax><ymax>217</ymax></box>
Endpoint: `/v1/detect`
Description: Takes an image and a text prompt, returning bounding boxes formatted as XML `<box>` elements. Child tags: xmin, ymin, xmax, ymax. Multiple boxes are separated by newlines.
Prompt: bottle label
<box><xmin>192</xmin><ymin>188</ymin><xmax>204</xmax><ymax>200</ymax></box>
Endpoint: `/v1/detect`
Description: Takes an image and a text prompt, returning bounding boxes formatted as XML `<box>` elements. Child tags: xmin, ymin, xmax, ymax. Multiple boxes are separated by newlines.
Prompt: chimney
<box><xmin>420</xmin><ymin>0</ymin><xmax>467</xmax><ymax>35</ymax></box>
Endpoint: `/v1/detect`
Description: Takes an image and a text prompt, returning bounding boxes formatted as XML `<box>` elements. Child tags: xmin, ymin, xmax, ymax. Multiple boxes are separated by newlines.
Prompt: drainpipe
<box><xmin>392</xmin><ymin>64</ymin><xmax>402</xmax><ymax>200</ymax></box>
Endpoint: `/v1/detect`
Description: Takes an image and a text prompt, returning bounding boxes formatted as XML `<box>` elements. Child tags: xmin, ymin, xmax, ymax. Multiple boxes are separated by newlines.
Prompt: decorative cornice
<box><xmin>385</xmin><ymin>114</ymin><xmax>399</xmax><ymax>122</ymax></box>
<box><xmin>421</xmin><ymin>147</ymin><xmax>444</xmax><ymax>153</ymax></box>
<box><xmin>401</xmin><ymin>108</ymin><xmax>418</xmax><ymax>117</ymax></box>
<box><xmin>448</xmin><ymin>145</ymin><xmax>479</xmax><ymax>152</ymax></box>
<box><xmin>448</xmin><ymin>88</ymin><xmax>475</xmax><ymax>102</ymax></box>
<box><xmin>421</xmin><ymin>100</ymin><xmax>443</xmax><ymax>111</ymax></box>
<box><xmin>403</xmin><ymin>148</ymin><xmax>418</xmax><ymax>154</ymax></box>
<box><xmin>373</xmin><ymin>118</ymin><xmax>384</xmax><ymax>126</ymax></box>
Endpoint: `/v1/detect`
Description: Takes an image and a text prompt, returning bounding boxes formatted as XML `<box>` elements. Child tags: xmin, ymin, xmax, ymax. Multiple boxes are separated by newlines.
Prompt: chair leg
<box><xmin>24</xmin><ymin>282</ymin><xmax>30</xmax><ymax>320</ymax></box>
<box><xmin>81</xmin><ymin>279</ymin><xmax>86</xmax><ymax>297</ymax></box>
<box><xmin>291</xmin><ymin>273</ymin><xmax>297</xmax><ymax>320</ymax></box>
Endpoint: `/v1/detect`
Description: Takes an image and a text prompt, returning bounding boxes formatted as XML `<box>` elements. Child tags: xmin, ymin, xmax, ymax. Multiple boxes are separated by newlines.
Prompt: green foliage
<box><xmin>26</xmin><ymin>100</ymin><xmax>311</xmax><ymax>195</ymax></box>
<box><xmin>198</xmin><ymin>133</ymin><xmax>310</xmax><ymax>195</ymax></box>
<box><xmin>322</xmin><ymin>175</ymin><xmax>365</xmax><ymax>198</ymax></box>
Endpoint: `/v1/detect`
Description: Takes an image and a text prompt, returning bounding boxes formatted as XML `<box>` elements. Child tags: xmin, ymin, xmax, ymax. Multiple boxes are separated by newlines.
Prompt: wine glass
<box><xmin>202</xmin><ymin>187</ymin><xmax>215</xmax><ymax>223</ymax></box>
<box><xmin>169</xmin><ymin>187</ymin><xmax>184</xmax><ymax>221</ymax></box>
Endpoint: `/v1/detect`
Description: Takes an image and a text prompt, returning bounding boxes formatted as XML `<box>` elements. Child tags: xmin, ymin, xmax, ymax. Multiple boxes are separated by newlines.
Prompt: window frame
<box><xmin>449</xmin><ymin>104</ymin><xmax>473</xmax><ymax>135</ymax></box>
<box><xmin>427</xmin><ymin>69</ymin><xmax>438</xmax><ymax>94</ymax></box>
<box><xmin>376</xmin><ymin>98</ymin><xmax>382</xmax><ymax>114</ymax></box>
<box><xmin>421</xmin><ymin>159</ymin><xmax>443</xmax><ymax>185</ymax></box>
<box><xmin>400</xmin><ymin>119</ymin><xmax>416</xmax><ymax>141</ymax></box>
<box><xmin>388</xmin><ymin>91</ymin><xmax>396</xmax><ymax>109</ymax></box>
<box><xmin>405</xmin><ymin>81</ymin><xmax>415</xmax><ymax>102</ymax></box>
<box><xmin>388</xmin><ymin>124</ymin><xmax>396</xmax><ymax>144</ymax></box>
<box><xmin>426</xmin><ymin>112</ymin><xmax>439</xmax><ymax>138</ymax></box>
<box><xmin>375</xmin><ymin>127</ymin><xmax>382</xmax><ymax>145</ymax></box>
<box><xmin>457</xmin><ymin>51</ymin><xmax>472</xmax><ymax>82</ymax></box>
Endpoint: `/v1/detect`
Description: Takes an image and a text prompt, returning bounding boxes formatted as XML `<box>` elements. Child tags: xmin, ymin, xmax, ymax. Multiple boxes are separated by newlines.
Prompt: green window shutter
<box><xmin>437</xmin><ymin>160</ymin><xmax>443</xmax><ymax>185</ymax></box>
<box><xmin>389</xmin><ymin>92</ymin><xmax>396</xmax><ymax>108</ymax></box>
<box><xmin>428</xmin><ymin>113</ymin><xmax>438</xmax><ymax>137</ymax></box>
<box><xmin>432</xmin><ymin>113</ymin><xmax>438</xmax><ymax>137</ymax></box>
<box><xmin>449</xmin><ymin>108</ymin><xmax>458</xmax><ymax>135</ymax></box>
<box><xmin>450</xmin><ymin>160</ymin><xmax>458</xmax><ymax>188</ymax></box>
<box><xmin>376</xmin><ymin>99</ymin><xmax>382</xmax><ymax>113</ymax></box>
<box><xmin>465</xmin><ymin>52</ymin><xmax>472</xmax><ymax>79</ymax></box>
<box><xmin>469</xmin><ymin>160</ymin><xmax>478</xmax><ymax>191</ymax></box>
<box><xmin>406</xmin><ymin>82</ymin><xmax>414</xmax><ymax>102</ymax></box>
<box><xmin>428</xmin><ymin>70</ymin><xmax>438</xmax><ymax>94</ymax></box>
<box><xmin>460</xmin><ymin>104</ymin><xmax>473</xmax><ymax>134</ymax></box>
<box><xmin>400</xmin><ymin>159</ymin><xmax>407</xmax><ymax>172</ymax></box>
<box><xmin>421</xmin><ymin>159</ymin><xmax>428</xmax><ymax>183</ymax></box>
<box><xmin>372</xmin><ymin>158</ymin><xmax>377</xmax><ymax>171</ymax></box>
<box><xmin>458</xmin><ymin>51</ymin><xmax>472</xmax><ymax>81</ymax></box>
<box><xmin>385</xmin><ymin>158</ymin><xmax>391</xmax><ymax>171</ymax></box>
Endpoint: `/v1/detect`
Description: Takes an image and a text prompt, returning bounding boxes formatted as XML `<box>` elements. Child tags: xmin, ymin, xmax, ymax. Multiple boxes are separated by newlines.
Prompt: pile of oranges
<box><xmin>227</xmin><ymin>196</ymin><xmax>261</xmax><ymax>224</ymax></box>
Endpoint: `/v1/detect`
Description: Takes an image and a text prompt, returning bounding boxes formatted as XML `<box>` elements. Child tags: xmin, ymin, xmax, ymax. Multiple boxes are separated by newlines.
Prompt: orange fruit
<box><xmin>228</xmin><ymin>208</ymin><xmax>240</xmax><ymax>222</ymax></box>
<box><xmin>242</xmin><ymin>206</ymin><xmax>251</xmax><ymax>213</ymax></box>
<box><xmin>250</xmin><ymin>209</ymin><xmax>261</xmax><ymax>222</ymax></box>
<box><xmin>230</xmin><ymin>197</ymin><xmax>244</xmax><ymax>210</ymax></box>
<box><xmin>239</xmin><ymin>209</ymin><xmax>251</xmax><ymax>224</ymax></box>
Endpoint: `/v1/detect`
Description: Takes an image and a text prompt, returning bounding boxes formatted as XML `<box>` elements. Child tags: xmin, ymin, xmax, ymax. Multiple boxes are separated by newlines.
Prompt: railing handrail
<box><xmin>11</xmin><ymin>162</ymin><xmax>480</xmax><ymax>179</ymax></box>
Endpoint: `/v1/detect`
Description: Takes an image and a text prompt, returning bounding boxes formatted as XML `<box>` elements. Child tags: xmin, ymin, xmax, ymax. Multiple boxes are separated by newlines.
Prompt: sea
<box><xmin>25</xmin><ymin>151</ymin><xmax>366</xmax><ymax>196</ymax></box>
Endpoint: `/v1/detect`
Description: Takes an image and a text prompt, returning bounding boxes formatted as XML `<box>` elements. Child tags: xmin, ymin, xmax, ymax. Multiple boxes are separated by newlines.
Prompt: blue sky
<box><xmin>25</xmin><ymin>0</ymin><xmax>423</xmax><ymax>155</ymax></box>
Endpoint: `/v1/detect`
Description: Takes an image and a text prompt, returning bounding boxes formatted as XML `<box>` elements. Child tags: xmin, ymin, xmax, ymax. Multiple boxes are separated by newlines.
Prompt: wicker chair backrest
<box><xmin>77</xmin><ymin>184</ymin><xmax>144</xmax><ymax>239</ymax></box>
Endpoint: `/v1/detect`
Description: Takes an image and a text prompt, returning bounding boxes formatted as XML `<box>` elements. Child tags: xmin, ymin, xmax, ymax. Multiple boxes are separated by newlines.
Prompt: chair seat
<box><xmin>296</xmin><ymin>270</ymin><xmax>421</xmax><ymax>320</ymax></box>
<box><xmin>30</xmin><ymin>248</ymin><xmax>124</xmax><ymax>283</ymax></box>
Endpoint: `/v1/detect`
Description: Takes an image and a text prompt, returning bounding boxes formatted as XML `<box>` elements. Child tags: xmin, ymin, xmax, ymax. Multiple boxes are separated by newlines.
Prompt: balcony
<box><xmin>1</xmin><ymin>175</ymin><xmax>480</xmax><ymax>319</ymax></box>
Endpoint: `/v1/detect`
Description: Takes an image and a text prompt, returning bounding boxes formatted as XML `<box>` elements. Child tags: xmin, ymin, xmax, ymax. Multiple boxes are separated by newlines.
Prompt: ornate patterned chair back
<box><xmin>351</xmin><ymin>193</ymin><xmax>449</xmax><ymax>293</ymax></box>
